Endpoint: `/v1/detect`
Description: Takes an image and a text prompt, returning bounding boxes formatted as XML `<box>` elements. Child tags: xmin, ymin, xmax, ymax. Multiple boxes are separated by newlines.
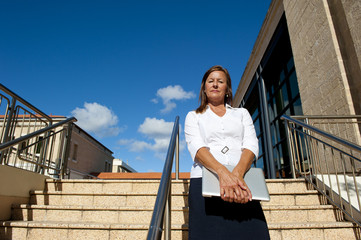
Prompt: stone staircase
<box><xmin>0</xmin><ymin>178</ymin><xmax>360</xmax><ymax>239</ymax></box>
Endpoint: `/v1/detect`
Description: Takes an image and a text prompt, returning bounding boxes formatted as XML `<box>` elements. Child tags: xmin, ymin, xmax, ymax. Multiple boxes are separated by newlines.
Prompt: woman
<box><xmin>184</xmin><ymin>65</ymin><xmax>270</xmax><ymax>239</ymax></box>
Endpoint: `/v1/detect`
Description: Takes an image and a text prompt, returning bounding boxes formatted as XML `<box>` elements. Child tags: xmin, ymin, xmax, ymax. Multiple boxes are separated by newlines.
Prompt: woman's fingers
<box><xmin>219</xmin><ymin>170</ymin><xmax>253</xmax><ymax>203</ymax></box>
<box><xmin>238</xmin><ymin>179</ymin><xmax>252</xmax><ymax>201</ymax></box>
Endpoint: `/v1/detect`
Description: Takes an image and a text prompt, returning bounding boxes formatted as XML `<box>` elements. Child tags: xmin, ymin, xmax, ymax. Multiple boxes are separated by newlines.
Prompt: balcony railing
<box><xmin>282</xmin><ymin>115</ymin><xmax>361</xmax><ymax>226</ymax></box>
<box><xmin>0</xmin><ymin>83</ymin><xmax>76</xmax><ymax>178</ymax></box>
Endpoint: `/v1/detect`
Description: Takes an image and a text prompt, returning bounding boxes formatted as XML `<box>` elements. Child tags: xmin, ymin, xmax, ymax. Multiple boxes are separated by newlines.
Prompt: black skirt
<box><xmin>188</xmin><ymin>178</ymin><xmax>270</xmax><ymax>240</ymax></box>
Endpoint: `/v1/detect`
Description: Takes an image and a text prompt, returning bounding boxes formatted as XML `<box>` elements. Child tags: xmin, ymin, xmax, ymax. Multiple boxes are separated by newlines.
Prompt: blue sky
<box><xmin>0</xmin><ymin>0</ymin><xmax>271</xmax><ymax>173</ymax></box>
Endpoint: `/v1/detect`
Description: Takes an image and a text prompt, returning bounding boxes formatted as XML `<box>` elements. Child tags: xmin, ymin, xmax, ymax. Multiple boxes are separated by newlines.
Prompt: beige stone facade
<box><xmin>233</xmin><ymin>0</ymin><xmax>361</xmax><ymax>177</ymax></box>
<box><xmin>283</xmin><ymin>0</ymin><xmax>360</xmax><ymax>117</ymax></box>
<box><xmin>235</xmin><ymin>0</ymin><xmax>361</xmax><ymax>118</ymax></box>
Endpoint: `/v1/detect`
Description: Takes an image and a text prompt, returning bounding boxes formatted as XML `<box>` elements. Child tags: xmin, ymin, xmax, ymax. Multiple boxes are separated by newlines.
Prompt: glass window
<box><xmin>72</xmin><ymin>144</ymin><xmax>78</xmax><ymax>162</ymax></box>
<box><xmin>279</xmin><ymin>70</ymin><xmax>285</xmax><ymax>83</ymax></box>
<box><xmin>254</xmin><ymin>118</ymin><xmax>261</xmax><ymax>136</ymax></box>
<box><xmin>293</xmin><ymin>98</ymin><xmax>303</xmax><ymax>115</ymax></box>
<box><xmin>289</xmin><ymin>71</ymin><xmax>299</xmax><ymax>99</ymax></box>
<box><xmin>286</xmin><ymin>57</ymin><xmax>294</xmax><ymax>73</ymax></box>
<box><xmin>36</xmin><ymin>136</ymin><xmax>44</xmax><ymax>154</ymax></box>
<box><xmin>281</xmin><ymin>83</ymin><xmax>289</xmax><ymax>107</ymax></box>
<box><xmin>241</xmin><ymin>14</ymin><xmax>303</xmax><ymax>178</ymax></box>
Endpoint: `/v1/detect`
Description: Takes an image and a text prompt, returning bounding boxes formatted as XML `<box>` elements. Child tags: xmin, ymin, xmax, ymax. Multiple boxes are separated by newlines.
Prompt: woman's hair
<box><xmin>195</xmin><ymin>65</ymin><xmax>233</xmax><ymax>113</ymax></box>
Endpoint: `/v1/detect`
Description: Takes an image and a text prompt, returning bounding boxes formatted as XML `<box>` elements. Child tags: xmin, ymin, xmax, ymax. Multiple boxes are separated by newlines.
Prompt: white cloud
<box><xmin>71</xmin><ymin>102</ymin><xmax>124</xmax><ymax>138</ymax></box>
<box><xmin>138</xmin><ymin>117</ymin><xmax>174</xmax><ymax>139</ymax></box>
<box><xmin>118</xmin><ymin>139</ymin><xmax>151</xmax><ymax>152</ymax></box>
<box><xmin>118</xmin><ymin>117</ymin><xmax>184</xmax><ymax>158</ymax></box>
<box><xmin>154</xmin><ymin>85</ymin><xmax>196</xmax><ymax>113</ymax></box>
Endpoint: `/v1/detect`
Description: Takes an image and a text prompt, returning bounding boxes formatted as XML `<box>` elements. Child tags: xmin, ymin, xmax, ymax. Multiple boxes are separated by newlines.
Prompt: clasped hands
<box><xmin>218</xmin><ymin>168</ymin><xmax>252</xmax><ymax>204</ymax></box>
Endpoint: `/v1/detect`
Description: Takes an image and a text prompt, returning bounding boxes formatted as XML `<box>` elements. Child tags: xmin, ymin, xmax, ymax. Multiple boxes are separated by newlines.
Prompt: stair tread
<box><xmin>31</xmin><ymin>190</ymin><xmax>187</xmax><ymax>195</ymax></box>
<box><xmin>1</xmin><ymin>220</ymin><xmax>354</xmax><ymax>230</ymax></box>
<box><xmin>31</xmin><ymin>190</ymin><xmax>318</xmax><ymax>195</ymax></box>
<box><xmin>267</xmin><ymin>221</ymin><xmax>356</xmax><ymax>229</ymax></box>
<box><xmin>14</xmin><ymin>204</ymin><xmax>188</xmax><ymax>211</ymax></box>
<box><xmin>15</xmin><ymin>204</ymin><xmax>334</xmax><ymax>211</ymax></box>
<box><xmin>0</xmin><ymin>220</ymin><xmax>187</xmax><ymax>229</ymax></box>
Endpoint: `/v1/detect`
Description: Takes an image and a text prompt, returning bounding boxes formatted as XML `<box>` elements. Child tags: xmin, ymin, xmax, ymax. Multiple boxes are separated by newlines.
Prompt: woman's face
<box><xmin>204</xmin><ymin>71</ymin><xmax>228</xmax><ymax>104</ymax></box>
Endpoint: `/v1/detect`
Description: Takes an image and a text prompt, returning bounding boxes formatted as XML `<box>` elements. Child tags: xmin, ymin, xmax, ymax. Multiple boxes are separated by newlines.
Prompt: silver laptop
<box><xmin>202</xmin><ymin>165</ymin><xmax>270</xmax><ymax>201</ymax></box>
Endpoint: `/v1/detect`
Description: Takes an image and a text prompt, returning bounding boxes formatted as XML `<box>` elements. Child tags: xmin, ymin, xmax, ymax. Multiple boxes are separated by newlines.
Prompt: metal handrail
<box><xmin>282</xmin><ymin>115</ymin><xmax>361</xmax><ymax>153</ymax></box>
<box><xmin>0</xmin><ymin>117</ymin><xmax>76</xmax><ymax>151</ymax></box>
<box><xmin>282</xmin><ymin>115</ymin><xmax>361</xmax><ymax>226</ymax></box>
<box><xmin>0</xmin><ymin>83</ymin><xmax>52</xmax><ymax>123</ymax></box>
<box><xmin>290</xmin><ymin>115</ymin><xmax>361</xmax><ymax>119</ymax></box>
<box><xmin>147</xmin><ymin>116</ymin><xmax>180</xmax><ymax>240</ymax></box>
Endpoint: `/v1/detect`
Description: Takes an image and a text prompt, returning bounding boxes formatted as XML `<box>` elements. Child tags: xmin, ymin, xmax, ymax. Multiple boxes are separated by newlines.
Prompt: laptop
<box><xmin>202</xmin><ymin>165</ymin><xmax>270</xmax><ymax>201</ymax></box>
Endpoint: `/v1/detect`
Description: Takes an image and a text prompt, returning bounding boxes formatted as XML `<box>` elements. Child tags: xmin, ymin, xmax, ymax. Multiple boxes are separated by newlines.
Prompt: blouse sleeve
<box><xmin>241</xmin><ymin>108</ymin><xmax>259</xmax><ymax>158</ymax></box>
<box><xmin>184</xmin><ymin>111</ymin><xmax>208</xmax><ymax>161</ymax></box>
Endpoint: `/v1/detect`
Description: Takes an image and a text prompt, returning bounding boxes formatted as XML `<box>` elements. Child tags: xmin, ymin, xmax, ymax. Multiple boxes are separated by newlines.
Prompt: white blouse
<box><xmin>184</xmin><ymin>104</ymin><xmax>259</xmax><ymax>178</ymax></box>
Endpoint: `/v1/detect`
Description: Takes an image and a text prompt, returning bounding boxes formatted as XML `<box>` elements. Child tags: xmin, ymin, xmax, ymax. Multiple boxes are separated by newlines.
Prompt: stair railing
<box><xmin>0</xmin><ymin>117</ymin><xmax>77</xmax><ymax>178</ymax></box>
<box><xmin>147</xmin><ymin>116</ymin><xmax>180</xmax><ymax>240</ymax></box>
<box><xmin>282</xmin><ymin>115</ymin><xmax>361</xmax><ymax>226</ymax></box>
<box><xmin>0</xmin><ymin>83</ymin><xmax>76</xmax><ymax>178</ymax></box>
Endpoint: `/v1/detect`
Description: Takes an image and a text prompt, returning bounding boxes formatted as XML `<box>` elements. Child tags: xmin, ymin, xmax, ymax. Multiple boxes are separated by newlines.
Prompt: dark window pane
<box><xmin>287</xmin><ymin>57</ymin><xmax>294</xmax><ymax>73</ymax></box>
<box><xmin>254</xmin><ymin>118</ymin><xmax>261</xmax><ymax>136</ymax></box>
<box><xmin>293</xmin><ymin>98</ymin><xmax>303</xmax><ymax>115</ymax></box>
<box><xmin>289</xmin><ymin>71</ymin><xmax>299</xmax><ymax>99</ymax></box>
<box><xmin>281</xmin><ymin>82</ymin><xmax>289</xmax><ymax>107</ymax></box>
<box><xmin>280</xmin><ymin>70</ymin><xmax>285</xmax><ymax>83</ymax></box>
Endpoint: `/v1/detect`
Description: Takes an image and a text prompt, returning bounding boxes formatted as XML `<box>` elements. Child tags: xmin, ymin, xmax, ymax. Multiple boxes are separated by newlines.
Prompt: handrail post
<box><xmin>0</xmin><ymin>98</ymin><xmax>16</xmax><ymax>164</ymax></box>
<box><xmin>283</xmin><ymin>119</ymin><xmax>296</xmax><ymax>178</ymax></box>
<box><xmin>164</xmin><ymin>178</ymin><xmax>172</xmax><ymax>240</ymax></box>
<box><xmin>61</xmin><ymin>122</ymin><xmax>73</xmax><ymax>179</ymax></box>
<box><xmin>175</xmin><ymin>128</ymin><xmax>179</xmax><ymax>180</ymax></box>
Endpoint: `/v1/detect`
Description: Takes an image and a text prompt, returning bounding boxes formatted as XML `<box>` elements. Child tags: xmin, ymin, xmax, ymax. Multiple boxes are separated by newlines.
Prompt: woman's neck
<box><xmin>208</xmin><ymin>102</ymin><xmax>226</xmax><ymax>117</ymax></box>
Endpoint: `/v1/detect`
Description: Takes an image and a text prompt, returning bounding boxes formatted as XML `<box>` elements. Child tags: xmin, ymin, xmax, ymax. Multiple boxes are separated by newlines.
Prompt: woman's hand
<box><xmin>217</xmin><ymin>167</ymin><xmax>252</xmax><ymax>204</ymax></box>
<box><xmin>232</xmin><ymin>170</ymin><xmax>253</xmax><ymax>204</ymax></box>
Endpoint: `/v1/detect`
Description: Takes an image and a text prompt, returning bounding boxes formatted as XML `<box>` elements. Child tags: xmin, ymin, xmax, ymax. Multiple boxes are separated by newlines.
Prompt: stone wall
<box><xmin>283</xmin><ymin>0</ymin><xmax>361</xmax><ymax>171</ymax></box>
<box><xmin>0</xmin><ymin>165</ymin><xmax>48</xmax><ymax>220</ymax></box>
<box><xmin>283</xmin><ymin>0</ymin><xmax>355</xmax><ymax>116</ymax></box>
<box><xmin>331</xmin><ymin>0</ymin><xmax>361</xmax><ymax>115</ymax></box>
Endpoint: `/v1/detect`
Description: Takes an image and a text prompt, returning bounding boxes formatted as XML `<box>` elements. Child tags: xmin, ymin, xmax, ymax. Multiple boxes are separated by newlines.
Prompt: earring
<box><xmin>226</xmin><ymin>94</ymin><xmax>229</xmax><ymax>98</ymax></box>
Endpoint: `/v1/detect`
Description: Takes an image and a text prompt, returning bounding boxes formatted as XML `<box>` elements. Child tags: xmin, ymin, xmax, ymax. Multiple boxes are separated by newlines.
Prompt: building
<box><xmin>112</xmin><ymin>159</ymin><xmax>137</xmax><ymax>173</ymax></box>
<box><xmin>233</xmin><ymin>0</ymin><xmax>361</xmax><ymax>178</ymax></box>
<box><xmin>0</xmin><ymin>114</ymin><xmax>114</xmax><ymax>179</ymax></box>
<box><xmin>66</xmin><ymin>119</ymin><xmax>114</xmax><ymax>179</ymax></box>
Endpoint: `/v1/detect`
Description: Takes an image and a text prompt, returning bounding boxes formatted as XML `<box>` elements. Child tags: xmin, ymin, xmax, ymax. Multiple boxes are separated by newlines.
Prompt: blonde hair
<box><xmin>196</xmin><ymin>65</ymin><xmax>232</xmax><ymax>113</ymax></box>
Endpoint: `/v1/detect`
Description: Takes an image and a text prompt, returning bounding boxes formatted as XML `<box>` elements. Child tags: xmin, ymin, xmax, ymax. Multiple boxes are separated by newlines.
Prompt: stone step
<box><xmin>263</xmin><ymin>190</ymin><xmax>323</xmax><ymax>206</ymax></box>
<box><xmin>30</xmin><ymin>189</ymin><xmax>321</xmax><ymax>208</ymax></box>
<box><xmin>12</xmin><ymin>204</ymin><xmax>337</xmax><ymax>225</ymax></box>
<box><xmin>0</xmin><ymin>221</ymin><xmax>187</xmax><ymax>240</ymax></box>
<box><xmin>262</xmin><ymin>205</ymin><xmax>339</xmax><ymax>223</ymax></box>
<box><xmin>268</xmin><ymin>221</ymin><xmax>359</xmax><ymax>240</ymax></box>
<box><xmin>45</xmin><ymin>179</ymin><xmax>189</xmax><ymax>194</ymax></box>
<box><xmin>0</xmin><ymin>221</ymin><xmax>357</xmax><ymax>240</ymax></box>
<box><xmin>266</xmin><ymin>179</ymin><xmax>311</xmax><ymax>193</ymax></box>
<box><xmin>30</xmin><ymin>191</ymin><xmax>188</xmax><ymax>208</ymax></box>
<box><xmin>12</xmin><ymin>204</ymin><xmax>188</xmax><ymax>225</ymax></box>
<box><xmin>44</xmin><ymin>178</ymin><xmax>310</xmax><ymax>194</ymax></box>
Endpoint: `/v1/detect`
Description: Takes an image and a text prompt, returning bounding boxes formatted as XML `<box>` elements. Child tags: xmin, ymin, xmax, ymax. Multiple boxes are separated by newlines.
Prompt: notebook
<box><xmin>202</xmin><ymin>165</ymin><xmax>270</xmax><ymax>201</ymax></box>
